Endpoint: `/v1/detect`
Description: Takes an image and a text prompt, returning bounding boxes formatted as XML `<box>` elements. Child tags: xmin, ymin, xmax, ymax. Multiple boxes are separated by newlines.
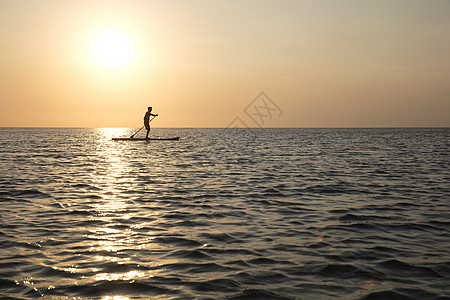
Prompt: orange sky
<box><xmin>1</xmin><ymin>0</ymin><xmax>449</xmax><ymax>127</ymax></box>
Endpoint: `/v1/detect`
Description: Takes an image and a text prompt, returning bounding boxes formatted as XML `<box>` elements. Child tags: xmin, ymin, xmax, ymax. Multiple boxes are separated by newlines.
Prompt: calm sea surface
<box><xmin>0</xmin><ymin>128</ymin><xmax>449</xmax><ymax>299</ymax></box>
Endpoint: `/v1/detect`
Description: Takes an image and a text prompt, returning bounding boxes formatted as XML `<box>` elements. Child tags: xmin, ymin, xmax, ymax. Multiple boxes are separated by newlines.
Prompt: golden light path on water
<box><xmin>90</xmin><ymin>128</ymin><xmax>150</xmax><ymax>299</ymax></box>
<box><xmin>102</xmin><ymin>296</ymin><xmax>133</xmax><ymax>300</ymax></box>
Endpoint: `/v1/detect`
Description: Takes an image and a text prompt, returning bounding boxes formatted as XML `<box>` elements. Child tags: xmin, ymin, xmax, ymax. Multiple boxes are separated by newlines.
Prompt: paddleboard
<box><xmin>112</xmin><ymin>137</ymin><xmax>180</xmax><ymax>141</ymax></box>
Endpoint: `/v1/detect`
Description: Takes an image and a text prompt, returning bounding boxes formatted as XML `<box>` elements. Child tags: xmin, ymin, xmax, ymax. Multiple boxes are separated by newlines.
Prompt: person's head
<box><xmin>148</xmin><ymin>107</ymin><xmax>152</xmax><ymax>112</ymax></box>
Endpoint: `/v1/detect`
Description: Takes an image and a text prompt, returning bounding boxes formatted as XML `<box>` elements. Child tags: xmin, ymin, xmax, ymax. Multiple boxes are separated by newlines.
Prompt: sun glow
<box><xmin>90</xmin><ymin>29</ymin><xmax>135</xmax><ymax>70</ymax></box>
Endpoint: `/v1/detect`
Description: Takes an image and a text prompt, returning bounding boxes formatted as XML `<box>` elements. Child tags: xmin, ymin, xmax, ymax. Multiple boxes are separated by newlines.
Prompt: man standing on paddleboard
<box><xmin>144</xmin><ymin>107</ymin><xmax>158</xmax><ymax>139</ymax></box>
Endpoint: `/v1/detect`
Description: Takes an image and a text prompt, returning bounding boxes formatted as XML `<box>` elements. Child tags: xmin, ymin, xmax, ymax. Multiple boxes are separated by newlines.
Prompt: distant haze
<box><xmin>1</xmin><ymin>0</ymin><xmax>449</xmax><ymax>127</ymax></box>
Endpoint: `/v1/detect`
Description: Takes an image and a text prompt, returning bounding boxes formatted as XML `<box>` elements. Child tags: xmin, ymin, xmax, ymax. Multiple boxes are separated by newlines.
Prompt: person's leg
<box><xmin>145</xmin><ymin>123</ymin><xmax>150</xmax><ymax>138</ymax></box>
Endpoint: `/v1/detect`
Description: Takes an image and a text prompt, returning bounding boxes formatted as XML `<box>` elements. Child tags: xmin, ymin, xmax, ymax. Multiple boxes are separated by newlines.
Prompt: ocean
<box><xmin>0</xmin><ymin>127</ymin><xmax>449</xmax><ymax>299</ymax></box>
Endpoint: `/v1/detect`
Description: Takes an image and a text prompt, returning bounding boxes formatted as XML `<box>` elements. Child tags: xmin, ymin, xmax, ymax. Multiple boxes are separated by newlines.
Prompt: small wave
<box><xmin>37</xmin><ymin>238</ymin><xmax>66</xmax><ymax>247</ymax></box>
<box><xmin>70</xmin><ymin>183</ymin><xmax>101</xmax><ymax>191</ymax></box>
<box><xmin>164</xmin><ymin>249</ymin><xmax>212</xmax><ymax>260</ymax></box>
<box><xmin>248</xmin><ymin>257</ymin><xmax>278</xmax><ymax>265</ymax></box>
<box><xmin>287</xmin><ymin>262</ymin><xmax>379</xmax><ymax>281</ymax></box>
<box><xmin>320</xmin><ymin>264</ymin><xmax>360</xmax><ymax>278</ymax></box>
<box><xmin>0</xmin><ymin>277</ymin><xmax>41</xmax><ymax>298</ymax></box>
<box><xmin>227</xmin><ymin>288</ymin><xmax>295</xmax><ymax>300</ymax></box>
<box><xmin>163</xmin><ymin>262</ymin><xmax>237</xmax><ymax>274</ymax></box>
<box><xmin>380</xmin><ymin>223</ymin><xmax>445</xmax><ymax>233</ymax></box>
<box><xmin>172</xmin><ymin>220</ymin><xmax>208</xmax><ymax>227</ymax></box>
<box><xmin>324</xmin><ymin>255</ymin><xmax>348</xmax><ymax>262</ymax></box>
<box><xmin>95</xmin><ymin>261</ymin><xmax>149</xmax><ymax>274</ymax></box>
<box><xmin>306</xmin><ymin>241</ymin><xmax>331</xmax><ymax>249</ymax></box>
<box><xmin>67</xmin><ymin>210</ymin><xmax>93</xmax><ymax>216</ymax></box>
<box><xmin>429</xmin><ymin>220</ymin><xmax>450</xmax><ymax>228</ymax></box>
<box><xmin>79</xmin><ymin>194</ymin><xmax>103</xmax><ymax>199</ymax></box>
<box><xmin>151</xmin><ymin>236</ymin><xmax>202</xmax><ymax>248</ymax></box>
<box><xmin>377</xmin><ymin>259</ymin><xmax>444</xmax><ymax>278</ymax></box>
<box><xmin>358</xmin><ymin>288</ymin><xmax>444</xmax><ymax>300</ymax></box>
<box><xmin>0</xmin><ymin>230</ymin><xmax>13</xmax><ymax>238</ymax></box>
<box><xmin>370</xmin><ymin>246</ymin><xmax>409</xmax><ymax>255</ymax></box>
<box><xmin>359</xmin><ymin>290</ymin><xmax>415</xmax><ymax>300</ymax></box>
<box><xmin>201</xmin><ymin>232</ymin><xmax>243</xmax><ymax>244</ymax></box>
<box><xmin>224</xmin><ymin>260</ymin><xmax>252</xmax><ymax>268</ymax></box>
<box><xmin>263</xmin><ymin>188</ymin><xmax>285</xmax><ymax>196</ymax></box>
<box><xmin>161</xmin><ymin>211</ymin><xmax>192</xmax><ymax>220</ymax></box>
<box><xmin>203</xmin><ymin>248</ymin><xmax>258</xmax><ymax>257</ymax></box>
<box><xmin>338</xmin><ymin>213</ymin><xmax>390</xmax><ymax>223</ymax></box>
<box><xmin>53</xmin><ymin>280</ymin><xmax>173</xmax><ymax>298</ymax></box>
<box><xmin>0</xmin><ymin>278</ymin><xmax>19</xmax><ymax>289</ymax></box>
<box><xmin>0</xmin><ymin>196</ymin><xmax>18</xmax><ymax>203</ymax></box>
<box><xmin>5</xmin><ymin>189</ymin><xmax>50</xmax><ymax>199</ymax></box>
<box><xmin>394</xmin><ymin>201</ymin><xmax>421</xmax><ymax>207</ymax></box>
<box><xmin>302</xmin><ymin>184</ymin><xmax>367</xmax><ymax>195</ymax></box>
<box><xmin>195</xmin><ymin>212</ymin><xmax>227</xmax><ymax>219</ymax></box>
<box><xmin>232</xmin><ymin>270</ymin><xmax>290</xmax><ymax>285</ymax></box>
<box><xmin>38</xmin><ymin>265</ymin><xmax>82</xmax><ymax>279</ymax></box>
<box><xmin>0</xmin><ymin>240</ymin><xmax>42</xmax><ymax>250</ymax></box>
<box><xmin>193</xmin><ymin>278</ymin><xmax>240</xmax><ymax>293</ymax></box>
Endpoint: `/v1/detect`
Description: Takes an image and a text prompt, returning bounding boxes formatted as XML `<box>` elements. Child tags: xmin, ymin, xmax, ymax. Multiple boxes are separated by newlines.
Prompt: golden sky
<box><xmin>1</xmin><ymin>0</ymin><xmax>449</xmax><ymax>127</ymax></box>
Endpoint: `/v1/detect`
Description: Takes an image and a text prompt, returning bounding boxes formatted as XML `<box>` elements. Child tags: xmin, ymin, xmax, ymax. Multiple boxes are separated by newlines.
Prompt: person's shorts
<box><xmin>145</xmin><ymin>123</ymin><xmax>150</xmax><ymax>130</ymax></box>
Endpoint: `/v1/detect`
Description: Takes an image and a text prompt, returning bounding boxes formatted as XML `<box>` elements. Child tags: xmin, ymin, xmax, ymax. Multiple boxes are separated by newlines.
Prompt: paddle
<box><xmin>130</xmin><ymin>115</ymin><xmax>158</xmax><ymax>138</ymax></box>
<box><xmin>130</xmin><ymin>126</ymin><xmax>144</xmax><ymax>138</ymax></box>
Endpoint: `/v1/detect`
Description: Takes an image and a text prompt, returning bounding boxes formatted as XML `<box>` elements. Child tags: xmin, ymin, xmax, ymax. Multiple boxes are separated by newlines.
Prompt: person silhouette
<box><xmin>144</xmin><ymin>107</ymin><xmax>158</xmax><ymax>138</ymax></box>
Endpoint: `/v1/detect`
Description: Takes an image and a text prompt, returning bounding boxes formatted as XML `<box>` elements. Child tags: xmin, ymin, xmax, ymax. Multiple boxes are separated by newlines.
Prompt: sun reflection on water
<box><xmin>95</xmin><ymin>270</ymin><xmax>147</xmax><ymax>281</ymax></box>
<box><xmin>102</xmin><ymin>296</ymin><xmax>131</xmax><ymax>300</ymax></box>
<box><xmin>98</xmin><ymin>127</ymin><xmax>129</xmax><ymax>141</ymax></box>
<box><xmin>87</xmin><ymin>128</ymin><xmax>149</xmax><ymax>285</ymax></box>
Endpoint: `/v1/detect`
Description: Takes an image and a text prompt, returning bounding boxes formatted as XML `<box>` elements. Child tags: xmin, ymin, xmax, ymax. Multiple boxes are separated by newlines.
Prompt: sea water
<box><xmin>0</xmin><ymin>128</ymin><xmax>449</xmax><ymax>299</ymax></box>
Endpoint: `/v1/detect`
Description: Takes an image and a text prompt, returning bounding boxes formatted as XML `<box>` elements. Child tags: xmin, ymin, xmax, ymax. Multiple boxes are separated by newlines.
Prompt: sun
<box><xmin>90</xmin><ymin>29</ymin><xmax>135</xmax><ymax>70</ymax></box>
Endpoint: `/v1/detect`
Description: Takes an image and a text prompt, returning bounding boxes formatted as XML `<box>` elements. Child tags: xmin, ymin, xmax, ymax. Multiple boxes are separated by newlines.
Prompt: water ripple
<box><xmin>1</xmin><ymin>128</ymin><xmax>449</xmax><ymax>299</ymax></box>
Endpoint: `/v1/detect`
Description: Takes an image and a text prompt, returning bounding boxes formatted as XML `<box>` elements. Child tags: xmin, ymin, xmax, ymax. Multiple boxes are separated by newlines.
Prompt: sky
<box><xmin>1</xmin><ymin>0</ymin><xmax>449</xmax><ymax>128</ymax></box>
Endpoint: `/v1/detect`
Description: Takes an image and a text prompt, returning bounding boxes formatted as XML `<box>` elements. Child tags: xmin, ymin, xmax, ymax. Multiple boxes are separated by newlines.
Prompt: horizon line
<box><xmin>1</xmin><ymin>126</ymin><xmax>449</xmax><ymax>129</ymax></box>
